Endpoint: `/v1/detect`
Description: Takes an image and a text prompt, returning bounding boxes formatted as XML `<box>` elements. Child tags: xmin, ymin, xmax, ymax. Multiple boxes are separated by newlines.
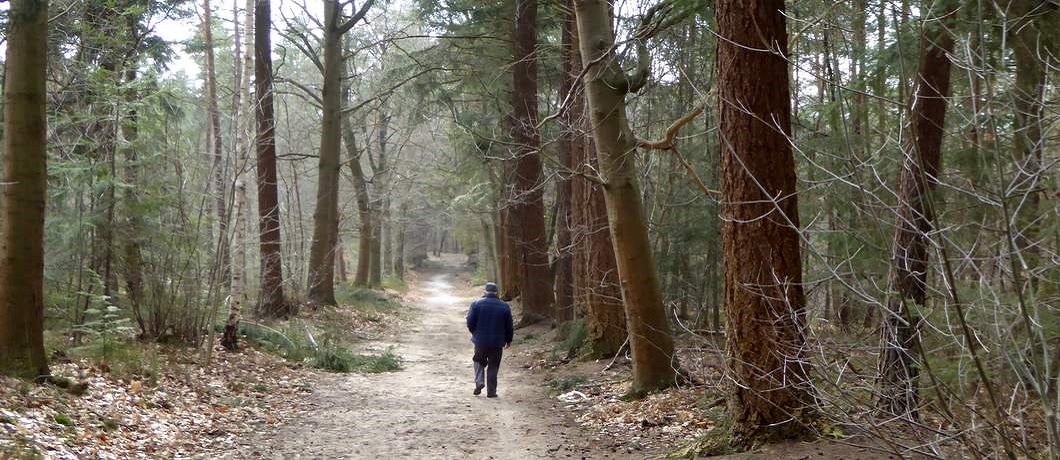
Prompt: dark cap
<box><xmin>484</xmin><ymin>282</ymin><xmax>499</xmax><ymax>293</ymax></box>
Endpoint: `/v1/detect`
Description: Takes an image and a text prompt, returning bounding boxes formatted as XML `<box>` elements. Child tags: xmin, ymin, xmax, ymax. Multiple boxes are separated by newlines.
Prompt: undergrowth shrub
<box><xmin>240</xmin><ymin>321</ymin><xmax>401</xmax><ymax>374</ymax></box>
<box><xmin>334</xmin><ymin>286</ymin><xmax>401</xmax><ymax>314</ymax></box>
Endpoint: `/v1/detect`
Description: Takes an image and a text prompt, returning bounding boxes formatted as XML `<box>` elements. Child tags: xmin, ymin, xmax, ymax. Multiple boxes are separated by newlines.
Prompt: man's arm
<box><xmin>466</xmin><ymin>301</ymin><xmax>478</xmax><ymax>334</ymax></box>
<box><xmin>504</xmin><ymin>306</ymin><xmax>514</xmax><ymax>346</ymax></box>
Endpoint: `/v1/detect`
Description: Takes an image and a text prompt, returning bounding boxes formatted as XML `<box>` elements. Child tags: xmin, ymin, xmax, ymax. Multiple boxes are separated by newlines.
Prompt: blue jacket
<box><xmin>466</xmin><ymin>294</ymin><xmax>514</xmax><ymax>348</ymax></box>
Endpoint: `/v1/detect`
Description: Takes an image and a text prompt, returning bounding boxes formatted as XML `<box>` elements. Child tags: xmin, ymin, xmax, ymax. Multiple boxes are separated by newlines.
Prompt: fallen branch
<box><xmin>603</xmin><ymin>337</ymin><xmax>630</xmax><ymax>371</ymax></box>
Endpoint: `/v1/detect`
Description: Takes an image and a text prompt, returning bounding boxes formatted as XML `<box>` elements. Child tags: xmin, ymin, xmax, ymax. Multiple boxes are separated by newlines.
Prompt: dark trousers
<box><xmin>472</xmin><ymin>345</ymin><xmax>503</xmax><ymax>395</ymax></box>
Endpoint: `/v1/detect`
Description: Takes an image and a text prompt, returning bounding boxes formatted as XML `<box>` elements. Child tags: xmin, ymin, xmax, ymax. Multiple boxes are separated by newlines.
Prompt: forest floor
<box><xmin>1</xmin><ymin>254</ymin><xmax>913</xmax><ymax>459</ymax></box>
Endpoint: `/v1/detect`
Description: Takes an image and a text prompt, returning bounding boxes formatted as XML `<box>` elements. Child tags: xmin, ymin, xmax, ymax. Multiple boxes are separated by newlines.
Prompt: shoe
<box><xmin>474</xmin><ymin>384</ymin><xmax>484</xmax><ymax>395</ymax></box>
<box><xmin>486</xmin><ymin>393</ymin><xmax>498</xmax><ymax>398</ymax></box>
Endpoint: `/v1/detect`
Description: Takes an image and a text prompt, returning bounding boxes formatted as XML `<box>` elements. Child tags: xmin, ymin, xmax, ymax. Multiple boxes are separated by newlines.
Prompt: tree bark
<box><xmin>573</xmin><ymin>0</ymin><xmax>675</xmax><ymax>395</ymax></box>
<box><xmin>1007</xmin><ymin>0</ymin><xmax>1057</xmax><ymax>270</ymax></box>
<box><xmin>336</xmin><ymin>237</ymin><xmax>348</xmax><ymax>283</ymax></box>
<box><xmin>306</xmin><ymin>0</ymin><xmax>346</xmax><ymax>306</ymax></box>
<box><xmin>120</xmin><ymin>65</ymin><xmax>147</xmax><ymax>339</ymax></box>
<box><xmin>223</xmin><ymin>179</ymin><xmax>249</xmax><ymax>350</ymax></box>
<box><xmin>498</xmin><ymin>206</ymin><xmax>521</xmax><ymax>300</ymax></box>
<box><xmin>510</xmin><ymin>0</ymin><xmax>553</xmax><ymax>324</ymax></box>
<box><xmin>716</xmin><ymin>0</ymin><xmax>815</xmax><ymax>445</ymax></box>
<box><xmin>0</xmin><ymin>0</ymin><xmax>50</xmax><ymax>380</ymax></box>
<box><xmin>369</xmin><ymin>100</ymin><xmax>390</xmax><ymax>287</ymax></box>
<box><xmin>394</xmin><ymin>202</ymin><xmax>407</xmax><ymax>280</ymax></box>
<box><xmin>203</xmin><ymin>0</ymin><xmax>230</xmax><ymax>288</ymax></box>
<box><xmin>563</xmin><ymin>3</ymin><xmax>626</xmax><ymax>356</ymax></box>
<box><xmin>254</xmin><ymin>0</ymin><xmax>291</xmax><ymax>317</ymax></box>
<box><xmin>877</xmin><ymin>1</ymin><xmax>956</xmax><ymax>420</ymax></box>
<box><xmin>342</xmin><ymin>110</ymin><xmax>373</xmax><ymax>287</ymax></box>
<box><xmin>222</xmin><ymin>0</ymin><xmax>253</xmax><ymax>351</ymax></box>
<box><xmin>553</xmin><ymin>3</ymin><xmax>577</xmax><ymax>326</ymax></box>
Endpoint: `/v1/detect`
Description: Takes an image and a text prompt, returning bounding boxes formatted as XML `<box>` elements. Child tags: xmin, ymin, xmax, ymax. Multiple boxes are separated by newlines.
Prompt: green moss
<box><xmin>53</xmin><ymin>414</ymin><xmax>73</xmax><ymax>427</ymax></box>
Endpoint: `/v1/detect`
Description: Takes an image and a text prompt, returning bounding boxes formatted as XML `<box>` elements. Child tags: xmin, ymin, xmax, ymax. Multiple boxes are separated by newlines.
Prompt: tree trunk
<box><xmin>203</xmin><ymin>0</ymin><xmax>230</xmax><ymax>288</ymax></box>
<box><xmin>222</xmin><ymin>0</ymin><xmax>253</xmax><ymax>351</ymax></box>
<box><xmin>1007</xmin><ymin>0</ymin><xmax>1057</xmax><ymax>270</ymax></box>
<box><xmin>223</xmin><ymin>179</ymin><xmax>249</xmax><ymax>350</ymax></box>
<box><xmin>877</xmin><ymin>1</ymin><xmax>956</xmax><ymax>420</ymax></box>
<box><xmin>306</xmin><ymin>0</ymin><xmax>345</xmax><ymax>306</ymax></box>
<box><xmin>553</xmin><ymin>4</ymin><xmax>577</xmax><ymax>326</ymax></box>
<box><xmin>120</xmin><ymin>64</ymin><xmax>148</xmax><ymax>339</ymax></box>
<box><xmin>382</xmin><ymin>212</ymin><xmax>393</xmax><ymax>275</ymax></box>
<box><xmin>0</xmin><ymin>0</ymin><xmax>50</xmax><ymax>380</ymax></box>
<box><xmin>509</xmin><ymin>0</ymin><xmax>553</xmax><ymax>324</ymax></box>
<box><xmin>255</xmin><ymin>0</ymin><xmax>290</xmax><ymax>317</ymax></box>
<box><xmin>564</xmin><ymin>4</ymin><xmax>626</xmax><ymax>356</ymax></box>
<box><xmin>336</xmin><ymin>237</ymin><xmax>348</xmax><ymax>283</ymax></box>
<box><xmin>367</xmin><ymin>101</ymin><xmax>390</xmax><ymax>288</ymax></box>
<box><xmin>717</xmin><ymin>0</ymin><xmax>815</xmax><ymax>446</ymax></box>
<box><xmin>394</xmin><ymin>202</ymin><xmax>407</xmax><ymax>280</ymax></box>
<box><xmin>479</xmin><ymin>218</ymin><xmax>498</xmax><ymax>283</ymax></box>
<box><xmin>342</xmin><ymin>110</ymin><xmax>373</xmax><ymax>287</ymax></box>
<box><xmin>573</xmin><ymin>0</ymin><xmax>675</xmax><ymax>395</ymax></box>
<box><xmin>369</xmin><ymin>222</ymin><xmax>382</xmax><ymax>287</ymax></box>
<box><xmin>498</xmin><ymin>207</ymin><xmax>521</xmax><ymax>300</ymax></box>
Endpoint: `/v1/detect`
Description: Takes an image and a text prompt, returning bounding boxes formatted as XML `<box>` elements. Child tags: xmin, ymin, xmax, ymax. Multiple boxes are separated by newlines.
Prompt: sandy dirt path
<box><xmin>258</xmin><ymin>259</ymin><xmax>631</xmax><ymax>459</ymax></box>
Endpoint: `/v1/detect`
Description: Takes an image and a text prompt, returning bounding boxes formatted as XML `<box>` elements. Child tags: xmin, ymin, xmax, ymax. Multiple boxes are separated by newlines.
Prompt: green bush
<box><xmin>240</xmin><ymin>321</ymin><xmax>402</xmax><ymax>374</ymax></box>
<box><xmin>310</xmin><ymin>346</ymin><xmax>402</xmax><ymax>374</ymax></box>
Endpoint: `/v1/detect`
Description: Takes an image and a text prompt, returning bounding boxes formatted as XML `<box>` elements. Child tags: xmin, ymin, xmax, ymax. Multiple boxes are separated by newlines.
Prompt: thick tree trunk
<box><xmin>510</xmin><ymin>0</ymin><xmax>553</xmax><ymax>324</ymax></box>
<box><xmin>0</xmin><ymin>0</ymin><xmax>50</xmax><ymax>380</ymax></box>
<box><xmin>306</xmin><ymin>0</ymin><xmax>345</xmax><ymax>306</ymax></box>
<box><xmin>203</xmin><ymin>0</ymin><xmax>230</xmax><ymax>288</ymax></box>
<box><xmin>574</xmin><ymin>0</ymin><xmax>675</xmax><ymax>395</ymax></box>
<box><xmin>254</xmin><ymin>0</ymin><xmax>290</xmax><ymax>317</ymax></box>
<box><xmin>564</xmin><ymin>4</ymin><xmax>626</xmax><ymax>356</ymax></box>
<box><xmin>716</xmin><ymin>0</ymin><xmax>815</xmax><ymax>446</ymax></box>
<box><xmin>877</xmin><ymin>2</ymin><xmax>956</xmax><ymax>420</ymax></box>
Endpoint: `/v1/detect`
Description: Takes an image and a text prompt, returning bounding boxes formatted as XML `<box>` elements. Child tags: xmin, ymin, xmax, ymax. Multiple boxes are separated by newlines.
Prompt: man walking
<box><xmin>466</xmin><ymin>282</ymin><xmax>513</xmax><ymax>398</ymax></box>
